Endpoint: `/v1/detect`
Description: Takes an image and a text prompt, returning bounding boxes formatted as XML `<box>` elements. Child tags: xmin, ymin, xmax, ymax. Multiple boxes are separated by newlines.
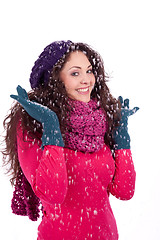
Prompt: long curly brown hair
<box><xmin>2</xmin><ymin>42</ymin><xmax>120</xmax><ymax>186</ymax></box>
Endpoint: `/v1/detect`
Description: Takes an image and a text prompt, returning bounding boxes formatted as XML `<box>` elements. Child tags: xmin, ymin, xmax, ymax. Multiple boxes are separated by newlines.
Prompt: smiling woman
<box><xmin>60</xmin><ymin>51</ymin><xmax>95</xmax><ymax>102</ymax></box>
<box><xmin>2</xmin><ymin>40</ymin><xmax>138</xmax><ymax>240</ymax></box>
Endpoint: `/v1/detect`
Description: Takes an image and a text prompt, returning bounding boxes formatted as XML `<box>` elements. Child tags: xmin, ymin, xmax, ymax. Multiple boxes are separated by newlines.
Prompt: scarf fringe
<box><xmin>11</xmin><ymin>168</ymin><xmax>41</xmax><ymax>221</ymax></box>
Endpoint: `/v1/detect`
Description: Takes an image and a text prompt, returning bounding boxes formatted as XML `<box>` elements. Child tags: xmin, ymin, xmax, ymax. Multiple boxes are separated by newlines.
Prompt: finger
<box><xmin>17</xmin><ymin>85</ymin><xmax>28</xmax><ymax>100</ymax></box>
<box><xmin>10</xmin><ymin>94</ymin><xmax>29</xmax><ymax>108</ymax></box>
<box><xmin>124</xmin><ymin>98</ymin><xmax>129</xmax><ymax>108</ymax></box>
<box><xmin>118</xmin><ymin>96</ymin><xmax>123</xmax><ymax>106</ymax></box>
<box><xmin>129</xmin><ymin>107</ymin><xmax>140</xmax><ymax>116</ymax></box>
<box><xmin>10</xmin><ymin>94</ymin><xmax>20</xmax><ymax>101</ymax></box>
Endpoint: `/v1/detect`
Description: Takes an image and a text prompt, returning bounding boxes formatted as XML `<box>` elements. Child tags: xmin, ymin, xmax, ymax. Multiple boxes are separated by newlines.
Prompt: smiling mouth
<box><xmin>77</xmin><ymin>87</ymin><xmax>89</xmax><ymax>93</ymax></box>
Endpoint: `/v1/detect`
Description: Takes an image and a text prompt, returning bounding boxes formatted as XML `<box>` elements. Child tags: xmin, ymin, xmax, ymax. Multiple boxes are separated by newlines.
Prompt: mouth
<box><xmin>76</xmin><ymin>87</ymin><xmax>89</xmax><ymax>94</ymax></box>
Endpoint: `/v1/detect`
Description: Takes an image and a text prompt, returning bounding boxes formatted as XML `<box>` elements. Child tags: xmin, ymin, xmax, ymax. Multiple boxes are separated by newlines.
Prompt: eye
<box><xmin>87</xmin><ymin>69</ymin><xmax>93</xmax><ymax>74</ymax></box>
<box><xmin>71</xmin><ymin>72</ymin><xmax>79</xmax><ymax>76</ymax></box>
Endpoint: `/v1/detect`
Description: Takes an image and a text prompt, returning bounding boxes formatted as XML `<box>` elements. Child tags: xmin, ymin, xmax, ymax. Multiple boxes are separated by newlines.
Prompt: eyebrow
<box><xmin>69</xmin><ymin>64</ymin><xmax>92</xmax><ymax>70</ymax></box>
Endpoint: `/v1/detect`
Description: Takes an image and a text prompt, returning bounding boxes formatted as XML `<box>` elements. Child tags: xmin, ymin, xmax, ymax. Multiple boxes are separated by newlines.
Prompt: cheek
<box><xmin>60</xmin><ymin>73</ymin><xmax>74</xmax><ymax>90</ymax></box>
<box><xmin>63</xmin><ymin>78</ymin><xmax>77</xmax><ymax>91</ymax></box>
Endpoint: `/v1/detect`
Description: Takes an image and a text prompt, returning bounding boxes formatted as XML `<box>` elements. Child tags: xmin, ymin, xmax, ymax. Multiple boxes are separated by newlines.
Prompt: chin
<box><xmin>69</xmin><ymin>92</ymin><xmax>91</xmax><ymax>103</ymax></box>
<box><xmin>77</xmin><ymin>95</ymin><xmax>90</xmax><ymax>103</ymax></box>
<box><xmin>81</xmin><ymin>98</ymin><xmax>90</xmax><ymax>103</ymax></box>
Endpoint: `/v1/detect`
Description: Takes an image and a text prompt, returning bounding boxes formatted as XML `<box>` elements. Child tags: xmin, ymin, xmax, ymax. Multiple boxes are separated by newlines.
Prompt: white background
<box><xmin>0</xmin><ymin>0</ymin><xmax>160</xmax><ymax>239</ymax></box>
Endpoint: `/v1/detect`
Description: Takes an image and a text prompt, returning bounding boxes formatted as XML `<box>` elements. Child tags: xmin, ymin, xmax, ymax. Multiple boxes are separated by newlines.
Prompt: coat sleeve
<box><xmin>16</xmin><ymin>126</ymin><xmax>68</xmax><ymax>205</ymax></box>
<box><xmin>108</xmin><ymin>149</ymin><xmax>136</xmax><ymax>200</ymax></box>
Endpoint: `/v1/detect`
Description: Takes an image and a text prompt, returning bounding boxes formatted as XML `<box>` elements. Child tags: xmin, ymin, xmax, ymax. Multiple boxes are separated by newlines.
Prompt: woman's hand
<box><xmin>113</xmin><ymin>96</ymin><xmax>139</xmax><ymax>150</ymax></box>
<box><xmin>10</xmin><ymin>85</ymin><xmax>64</xmax><ymax>148</ymax></box>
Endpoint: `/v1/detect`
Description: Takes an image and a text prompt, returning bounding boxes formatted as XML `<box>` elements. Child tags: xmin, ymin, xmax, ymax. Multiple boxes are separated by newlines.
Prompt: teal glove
<box><xmin>10</xmin><ymin>85</ymin><xmax>64</xmax><ymax>149</ymax></box>
<box><xmin>113</xmin><ymin>96</ymin><xmax>139</xmax><ymax>150</ymax></box>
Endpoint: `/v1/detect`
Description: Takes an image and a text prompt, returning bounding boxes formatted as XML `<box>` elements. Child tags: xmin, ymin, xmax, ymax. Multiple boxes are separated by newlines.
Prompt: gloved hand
<box><xmin>10</xmin><ymin>85</ymin><xmax>64</xmax><ymax>149</ymax></box>
<box><xmin>113</xmin><ymin>96</ymin><xmax>139</xmax><ymax>150</ymax></box>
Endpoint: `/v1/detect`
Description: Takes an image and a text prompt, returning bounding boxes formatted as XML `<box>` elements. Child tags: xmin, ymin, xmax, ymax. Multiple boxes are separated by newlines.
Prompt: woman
<box><xmin>2</xmin><ymin>40</ymin><xmax>139</xmax><ymax>239</ymax></box>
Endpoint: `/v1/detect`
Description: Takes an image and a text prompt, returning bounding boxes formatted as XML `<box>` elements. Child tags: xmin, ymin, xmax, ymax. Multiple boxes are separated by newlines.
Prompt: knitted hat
<box><xmin>29</xmin><ymin>40</ymin><xmax>73</xmax><ymax>89</ymax></box>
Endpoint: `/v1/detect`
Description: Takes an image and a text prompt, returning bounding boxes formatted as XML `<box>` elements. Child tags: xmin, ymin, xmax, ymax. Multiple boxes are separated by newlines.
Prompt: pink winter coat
<box><xmin>17</xmin><ymin>127</ymin><xmax>136</xmax><ymax>240</ymax></box>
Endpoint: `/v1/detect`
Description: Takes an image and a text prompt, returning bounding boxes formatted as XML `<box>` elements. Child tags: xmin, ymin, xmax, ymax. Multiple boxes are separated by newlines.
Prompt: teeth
<box><xmin>77</xmin><ymin>88</ymin><xmax>89</xmax><ymax>92</ymax></box>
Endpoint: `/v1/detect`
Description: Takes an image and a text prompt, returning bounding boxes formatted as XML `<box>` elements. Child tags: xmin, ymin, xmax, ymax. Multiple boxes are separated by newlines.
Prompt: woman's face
<box><xmin>60</xmin><ymin>51</ymin><xmax>95</xmax><ymax>103</ymax></box>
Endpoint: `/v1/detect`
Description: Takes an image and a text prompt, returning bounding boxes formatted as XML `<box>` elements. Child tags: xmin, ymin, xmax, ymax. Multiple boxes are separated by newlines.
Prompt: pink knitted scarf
<box><xmin>65</xmin><ymin>98</ymin><xmax>107</xmax><ymax>152</ymax></box>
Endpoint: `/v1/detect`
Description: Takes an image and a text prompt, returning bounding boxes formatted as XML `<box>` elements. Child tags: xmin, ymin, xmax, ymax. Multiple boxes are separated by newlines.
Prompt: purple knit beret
<box><xmin>29</xmin><ymin>40</ymin><xmax>73</xmax><ymax>89</ymax></box>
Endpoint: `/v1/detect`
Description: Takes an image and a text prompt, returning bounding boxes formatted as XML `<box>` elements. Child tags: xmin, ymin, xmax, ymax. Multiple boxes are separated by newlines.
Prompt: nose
<box><xmin>80</xmin><ymin>73</ymin><xmax>89</xmax><ymax>84</ymax></box>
